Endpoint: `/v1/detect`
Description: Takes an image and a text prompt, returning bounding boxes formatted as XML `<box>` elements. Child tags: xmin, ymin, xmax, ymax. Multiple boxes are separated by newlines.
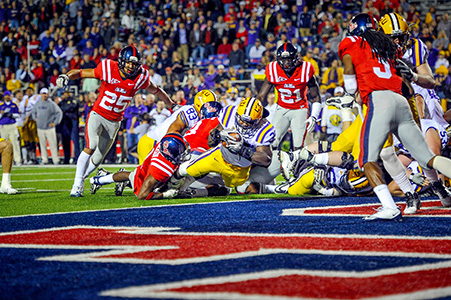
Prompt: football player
<box><xmin>57</xmin><ymin>45</ymin><xmax>175</xmax><ymax>197</ymax></box>
<box><xmin>257</xmin><ymin>42</ymin><xmax>321</xmax><ymax>151</ymax></box>
<box><xmin>89</xmin><ymin>133</ymin><xmax>190</xmax><ymax>199</ymax></box>
<box><xmin>136</xmin><ymin>89</ymin><xmax>221</xmax><ymax>164</ymax></box>
<box><xmin>171</xmin><ymin>97</ymin><xmax>275</xmax><ymax>191</ymax></box>
<box><xmin>0</xmin><ymin>138</ymin><xmax>18</xmax><ymax>194</ymax></box>
<box><xmin>379</xmin><ymin>13</ymin><xmax>451</xmax><ymax>206</ymax></box>
<box><xmin>339</xmin><ymin>13</ymin><xmax>451</xmax><ymax>220</ymax></box>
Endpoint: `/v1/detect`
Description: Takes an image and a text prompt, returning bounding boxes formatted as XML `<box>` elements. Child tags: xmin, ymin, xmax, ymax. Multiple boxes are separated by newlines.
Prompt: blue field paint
<box><xmin>0</xmin><ymin>197</ymin><xmax>450</xmax><ymax>300</ymax></box>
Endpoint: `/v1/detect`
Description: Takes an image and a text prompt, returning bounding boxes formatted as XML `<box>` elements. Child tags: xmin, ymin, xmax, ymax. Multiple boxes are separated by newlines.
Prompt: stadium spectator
<box><xmin>174</xmin><ymin>22</ymin><xmax>189</xmax><ymax>64</ymax></box>
<box><xmin>215</xmin><ymin>65</ymin><xmax>229</xmax><ymax>84</ymax></box>
<box><xmin>229</xmin><ymin>41</ymin><xmax>245</xmax><ymax>68</ymax></box>
<box><xmin>248</xmin><ymin>39</ymin><xmax>266</xmax><ymax>63</ymax></box>
<box><xmin>432</xmin><ymin>31</ymin><xmax>450</xmax><ymax>51</ymax></box>
<box><xmin>58</xmin><ymin>90</ymin><xmax>80</xmax><ymax>164</ymax></box>
<box><xmin>320</xmin><ymin>59</ymin><xmax>344</xmax><ymax>94</ymax></box>
<box><xmin>0</xmin><ymin>91</ymin><xmax>21</xmax><ymax>165</ymax></box>
<box><xmin>124</xmin><ymin>94</ymin><xmax>148</xmax><ymax>164</ymax></box>
<box><xmin>189</xmin><ymin>22</ymin><xmax>205</xmax><ymax>63</ymax></box>
<box><xmin>437</xmin><ymin>13</ymin><xmax>451</xmax><ymax>39</ymax></box>
<box><xmin>217</xmin><ymin>36</ymin><xmax>233</xmax><ymax>56</ymax></box>
<box><xmin>31</xmin><ymin>88</ymin><xmax>62</xmax><ymax>165</ymax></box>
<box><xmin>202</xmin><ymin>19</ymin><xmax>218</xmax><ymax>58</ymax></box>
<box><xmin>303</xmin><ymin>49</ymin><xmax>320</xmax><ymax>76</ymax></box>
<box><xmin>435</xmin><ymin>51</ymin><xmax>449</xmax><ymax>70</ymax></box>
<box><xmin>149</xmin><ymin>99</ymin><xmax>171</xmax><ymax>126</ymax></box>
<box><xmin>435</xmin><ymin>65</ymin><xmax>451</xmax><ymax>100</ymax></box>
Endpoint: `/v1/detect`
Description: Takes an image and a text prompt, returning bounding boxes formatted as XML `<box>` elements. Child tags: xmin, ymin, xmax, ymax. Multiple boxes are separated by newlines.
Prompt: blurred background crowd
<box><xmin>0</xmin><ymin>0</ymin><xmax>450</xmax><ymax>165</ymax></box>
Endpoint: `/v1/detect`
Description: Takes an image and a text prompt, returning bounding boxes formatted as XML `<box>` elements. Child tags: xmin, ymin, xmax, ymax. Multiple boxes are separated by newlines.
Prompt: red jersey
<box><xmin>265</xmin><ymin>61</ymin><xmax>314</xmax><ymax>109</ymax></box>
<box><xmin>338</xmin><ymin>36</ymin><xmax>402</xmax><ymax>105</ymax></box>
<box><xmin>133</xmin><ymin>144</ymin><xmax>176</xmax><ymax>200</ymax></box>
<box><xmin>93</xmin><ymin>59</ymin><xmax>150</xmax><ymax>122</ymax></box>
<box><xmin>184</xmin><ymin>117</ymin><xmax>220</xmax><ymax>151</ymax></box>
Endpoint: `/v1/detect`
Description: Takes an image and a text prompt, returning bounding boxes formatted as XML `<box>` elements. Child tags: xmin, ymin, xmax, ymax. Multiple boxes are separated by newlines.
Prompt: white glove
<box><xmin>305</xmin><ymin>116</ymin><xmax>317</xmax><ymax>133</ymax></box>
<box><xmin>219</xmin><ymin>129</ymin><xmax>243</xmax><ymax>154</ymax></box>
<box><xmin>326</xmin><ymin>95</ymin><xmax>354</xmax><ymax>109</ymax></box>
<box><xmin>56</xmin><ymin>74</ymin><xmax>69</xmax><ymax>89</ymax></box>
<box><xmin>162</xmin><ymin>189</ymin><xmax>178</xmax><ymax>198</ymax></box>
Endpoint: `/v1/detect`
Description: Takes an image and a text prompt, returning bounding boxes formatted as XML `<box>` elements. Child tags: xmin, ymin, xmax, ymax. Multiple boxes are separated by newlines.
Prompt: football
<box><xmin>221</xmin><ymin>131</ymin><xmax>242</xmax><ymax>147</ymax></box>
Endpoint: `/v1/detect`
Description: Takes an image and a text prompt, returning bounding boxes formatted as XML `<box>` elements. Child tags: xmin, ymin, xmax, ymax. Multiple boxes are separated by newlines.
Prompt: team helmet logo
<box><xmin>162</xmin><ymin>141</ymin><xmax>173</xmax><ymax>158</ymax></box>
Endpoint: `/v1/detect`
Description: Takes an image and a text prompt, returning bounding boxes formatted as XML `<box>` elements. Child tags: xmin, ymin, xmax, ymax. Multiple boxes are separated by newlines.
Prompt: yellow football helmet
<box><xmin>193</xmin><ymin>89</ymin><xmax>218</xmax><ymax>115</ymax></box>
<box><xmin>379</xmin><ymin>13</ymin><xmax>410</xmax><ymax>49</ymax></box>
<box><xmin>226</xmin><ymin>87</ymin><xmax>238</xmax><ymax>94</ymax></box>
<box><xmin>235</xmin><ymin>97</ymin><xmax>264</xmax><ymax>134</ymax></box>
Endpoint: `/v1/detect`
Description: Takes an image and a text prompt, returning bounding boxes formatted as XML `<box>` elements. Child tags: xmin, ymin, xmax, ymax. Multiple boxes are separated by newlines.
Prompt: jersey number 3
<box><xmin>100</xmin><ymin>91</ymin><xmax>132</xmax><ymax>113</ymax></box>
<box><xmin>373</xmin><ymin>61</ymin><xmax>392</xmax><ymax>79</ymax></box>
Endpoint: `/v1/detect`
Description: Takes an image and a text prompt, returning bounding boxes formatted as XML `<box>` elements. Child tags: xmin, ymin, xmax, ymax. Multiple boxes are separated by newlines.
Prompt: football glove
<box><xmin>326</xmin><ymin>95</ymin><xmax>355</xmax><ymax>109</ymax></box>
<box><xmin>409</xmin><ymin>173</ymin><xmax>429</xmax><ymax>186</ymax></box>
<box><xmin>239</xmin><ymin>143</ymin><xmax>256</xmax><ymax>160</ymax></box>
<box><xmin>305</xmin><ymin>116</ymin><xmax>317</xmax><ymax>133</ymax></box>
<box><xmin>395</xmin><ymin>59</ymin><xmax>418</xmax><ymax>82</ymax></box>
<box><xmin>219</xmin><ymin>129</ymin><xmax>243</xmax><ymax>154</ymax></box>
<box><xmin>56</xmin><ymin>74</ymin><xmax>70</xmax><ymax>89</ymax></box>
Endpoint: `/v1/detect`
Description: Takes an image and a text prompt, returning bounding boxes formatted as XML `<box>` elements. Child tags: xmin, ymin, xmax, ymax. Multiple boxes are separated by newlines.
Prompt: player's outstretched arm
<box><xmin>137</xmin><ymin>175</ymin><xmax>158</xmax><ymax>200</ymax></box>
<box><xmin>56</xmin><ymin>69</ymin><xmax>95</xmax><ymax>89</ymax></box>
<box><xmin>305</xmin><ymin>76</ymin><xmax>322</xmax><ymax>133</ymax></box>
<box><xmin>145</xmin><ymin>81</ymin><xmax>175</xmax><ymax>108</ymax></box>
<box><xmin>414</xmin><ymin>63</ymin><xmax>435</xmax><ymax>89</ymax></box>
<box><xmin>256</xmin><ymin>79</ymin><xmax>272</xmax><ymax>102</ymax></box>
<box><xmin>167</xmin><ymin>117</ymin><xmax>187</xmax><ymax>136</ymax></box>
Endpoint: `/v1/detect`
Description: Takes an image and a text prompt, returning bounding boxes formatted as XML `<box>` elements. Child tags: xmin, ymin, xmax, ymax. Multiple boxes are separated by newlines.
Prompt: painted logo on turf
<box><xmin>1</xmin><ymin>225</ymin><xmax>450</xmax><ymax>299</ymax></box>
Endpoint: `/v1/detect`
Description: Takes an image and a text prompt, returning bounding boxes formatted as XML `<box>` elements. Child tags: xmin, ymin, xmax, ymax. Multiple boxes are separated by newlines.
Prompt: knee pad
<box><xmin>338</xmin><ymin>152</ymin><xmax>354</xmax><ymax>170</ymax></box>
<box><xmin>317</xmin><ymin>140</ymin><xmax>331</xmax><ymax>153</ymax></box>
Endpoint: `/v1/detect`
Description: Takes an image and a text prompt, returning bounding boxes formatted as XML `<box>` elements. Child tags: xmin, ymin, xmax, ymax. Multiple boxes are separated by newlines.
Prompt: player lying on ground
<box><xmin>168</xmin><ymin>97</ymin><xmax>275</xmax><ymax>193</ymax></box>
<box><xmin>89</xmin><ymin>133</ymin><xmax>189</xmax><ymax>199</ymax></box>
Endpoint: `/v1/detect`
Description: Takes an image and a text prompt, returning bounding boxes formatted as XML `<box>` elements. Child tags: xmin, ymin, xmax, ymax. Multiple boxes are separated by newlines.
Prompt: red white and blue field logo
<box><xmin>0</xmin><ymin>197</ymin><xmax>450</xmax><ymax>299</ymax></box>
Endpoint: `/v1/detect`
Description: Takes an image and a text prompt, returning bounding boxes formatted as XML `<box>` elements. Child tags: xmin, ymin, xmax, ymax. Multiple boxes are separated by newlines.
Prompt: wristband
<box><xmin>310</xmin><ymin>102</ymin><xmax>321</xmax><ymax>119</ymax></box>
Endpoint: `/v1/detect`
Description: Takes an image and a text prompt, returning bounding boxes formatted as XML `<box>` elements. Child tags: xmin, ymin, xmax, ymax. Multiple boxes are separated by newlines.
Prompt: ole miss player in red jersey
<box><xmin>339</xmin><ymin>13</ymin><xmax>451</xmax><ymax>221</ymax></box>
<box><xmin>257</xmin><ymin>42</ymin><xmax>321</xmax><ymax>152</ymax></box>
<box><xmin>89</xmin><ymin>133</ymin><xmax>190</xmax><ymax>199</ymax></box>
<box><xmin>56</xmin><ymin>45</ymin><xmax>174</xmax><ymax>197</ymax></box>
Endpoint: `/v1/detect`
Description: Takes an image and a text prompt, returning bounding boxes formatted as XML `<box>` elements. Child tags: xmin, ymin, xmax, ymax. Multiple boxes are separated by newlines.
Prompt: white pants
<box><xmin>37</xmin><ymin>128</ymin><xmax>59</xmax><ymax>164</ymax></box>
<box><xmin>0</xmin><ymin>123</ymin><xmax>21</xmax><ymax>164</ymax></box>
<box><xmin>272</xmin><ymin>105</ymin><xmax>308</xmax><ymax>149</ymax></box>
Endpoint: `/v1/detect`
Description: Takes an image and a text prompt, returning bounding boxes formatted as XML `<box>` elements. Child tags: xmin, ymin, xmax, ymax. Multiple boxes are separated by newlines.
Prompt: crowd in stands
<box><xmin>0</xmin><ymin>0</ymin><xmax>450</xmax><ymax>164</ymax></box>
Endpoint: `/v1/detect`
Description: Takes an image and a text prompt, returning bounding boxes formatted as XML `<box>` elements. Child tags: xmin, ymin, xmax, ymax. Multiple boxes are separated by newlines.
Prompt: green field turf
<box><xmin>0</xmin><ymin>165</ymin><xmax>298</xmax><ymax>217</ymax></box>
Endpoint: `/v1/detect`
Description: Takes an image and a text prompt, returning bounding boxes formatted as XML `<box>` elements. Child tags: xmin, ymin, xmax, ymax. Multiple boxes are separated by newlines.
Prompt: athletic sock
<box><xmin>392</xmin><ymin>172</ymin><xmax>414</xmax><ymax>194</ymax></box>
<box><xmin>374</xmin><ymin>184</ymin><xmax>398</xmax><ymax>209</ymax></box>
<box><xmin>74</xmin><ymin>151</ymin><xmax>90</xmax><ymax>187</ymax></box>
<box><xmin>1</xmin><ymin>173</ymin><xmax>11</xmax><ymax>187</ymax></box>
<box><xmin>99</xmin><ymin>174</ymin><xmax>115</xmax><ymax>185</ymax></box>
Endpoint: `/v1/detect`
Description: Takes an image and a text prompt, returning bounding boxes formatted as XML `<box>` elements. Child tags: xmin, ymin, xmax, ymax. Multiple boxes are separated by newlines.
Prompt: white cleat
<box><xmin>363</xmin><ymin>207</ymin><xmax>402</xmax><ymax>221</ymax></box>
<box><xmin>279</xmin><ymin>151</ymin><xmax>294</xmax><ymax>180</ymax></box>
<box><xmin>70</xmin><ymin>185</ymin><xmax>84</xmax><ymax>197</ymax></box>
<box><xmin>403</xmin><ymin>192</ymin><xmax>421</xmax><ymax>214</ymax></box>
<box><xmin>0</xmin><ymin>186</ymin><xmax>18</xmax><ymax>195</ymax></box>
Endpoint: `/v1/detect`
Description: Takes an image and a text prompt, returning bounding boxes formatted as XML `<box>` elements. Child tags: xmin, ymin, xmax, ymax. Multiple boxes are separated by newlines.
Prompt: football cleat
<box><xmin>274</xmin><ymin>181</ymin><xmax>291</xmax><ymax>194</ymax></box>
<box><xmin>114</xmin><ymin>168</ymin><xmax>128</xmax><ymax>196</ymax></box>
<box><xmin>430</xmin><ymin>180</ymin><xmax>451</xmax><ymax>207</ymax></box>
<box><xmin>403</xmin><ymin>192</ymin><xmax>421</xmax><ymax>214</ymax></box>
<box><xmin>0</xmin><ymin>186</ymin><xmax>18</xmax><ymax>195</ymax></box>
<box><xmin>363</xmin><ymin>207</ymin><xmax>402</xmax><ymax>221</ymax></box>
<box><xmin>70</xmin><ymin>185</ymin><xmax>84</xmax><ymax>197</ymax></box>
<box><xmin>90</xmin><ymin>168</ymin><xmax>110</xmax><ymax>194</ymax></box>
<box><xmin>279</xmin><ymin>151</ymin><xmax>294</xmax><ymax>180</ymax></box>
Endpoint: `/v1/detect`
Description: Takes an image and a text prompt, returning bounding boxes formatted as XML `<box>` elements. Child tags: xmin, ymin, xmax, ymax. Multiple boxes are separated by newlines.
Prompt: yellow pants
<box><xmin>137</xmin><ymin>135</ymin><xmax>157</xmax><ymax>165</ymax></box>
<box><xmin>288</xmin><ymin>168</ymin><xmax>315</xmax><ymax>195</ymax></box>
<box><xmin>186</xmin><ymin>146</ymin><xmax>251</xmax><ymax>188</ymax></box>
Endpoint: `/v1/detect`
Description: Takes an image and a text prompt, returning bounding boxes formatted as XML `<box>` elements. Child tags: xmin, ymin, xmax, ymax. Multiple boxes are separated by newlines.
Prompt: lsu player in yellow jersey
<box><xmin>171</xmin><ymin>97</ymin><xmax>275</xmax><ymax>191</ymax></box>
<box><xmin>380</xmin><ymin>13</ymin><xmax>451</xmax><ymax>207</ymax></box>
<box><xmin>0</xmin><ymin>138</ymin><xmax>18</xmax><ymax>194</ymax></box>
<box><xmin>136</xmin><ymin>89</ymin><xmax>222</xmax><ymax>164</ymax></box>
<box><xmin>379</xmin><ymin>13</ymin><xmax>435</xmax><ymax>89</ymax></box>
